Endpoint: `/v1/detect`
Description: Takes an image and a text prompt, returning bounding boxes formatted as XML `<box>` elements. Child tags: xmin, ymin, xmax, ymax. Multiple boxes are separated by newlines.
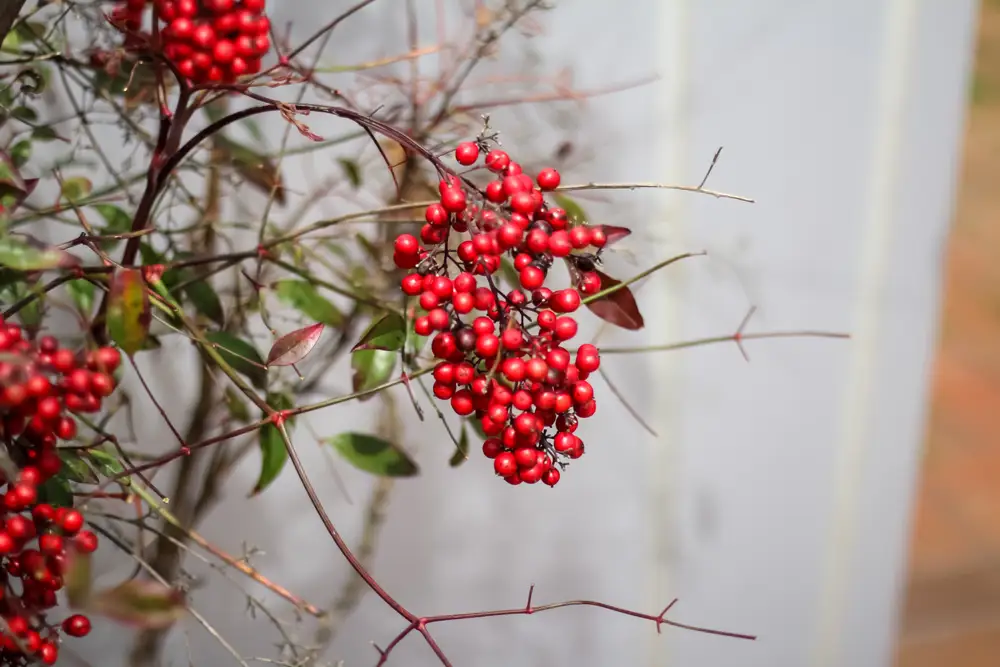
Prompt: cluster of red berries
<box><xmin>0</xmin><ymin>319</ymin><xmax>113</xmax><ymax>664</ymax></box>
<box><xmin>107</xmin><ymin>0</ymin><xmax>271</xmax><ymax>84</ymax></box>
<box><xmin>394</xmin><ymin>141</ymin><xmax>609</xmax><ymax>487</ymax></box>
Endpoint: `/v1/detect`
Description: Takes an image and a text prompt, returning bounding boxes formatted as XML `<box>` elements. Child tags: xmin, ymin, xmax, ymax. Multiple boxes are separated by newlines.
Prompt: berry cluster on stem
<box><xmin>107</xmin><ymin>0</ymin><xmax>271</xmax><ymax>84</ymax></box>
<box><xmin>395</xmin><ymin>140</ymin><xmax>611</xmax><ymax>487</ymax></box>
<box><xmin>0</xmin><ymin>319</ymin><xmax>115</xmax><ymax>664</ymax></box>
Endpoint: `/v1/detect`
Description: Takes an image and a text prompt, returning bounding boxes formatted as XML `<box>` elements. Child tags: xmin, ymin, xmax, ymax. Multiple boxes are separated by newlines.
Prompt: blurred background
<box><xmin>6</xmin><ymin>0</ymin><xmax>996</xmax><ymax>666</ymax></box>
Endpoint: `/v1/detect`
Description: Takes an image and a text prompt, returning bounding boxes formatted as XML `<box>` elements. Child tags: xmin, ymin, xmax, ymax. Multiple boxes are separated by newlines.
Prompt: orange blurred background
<box><xmin>895</xmin><ymin>3</ymin><xmax>1000</xmax><ymax>666</ymax></box>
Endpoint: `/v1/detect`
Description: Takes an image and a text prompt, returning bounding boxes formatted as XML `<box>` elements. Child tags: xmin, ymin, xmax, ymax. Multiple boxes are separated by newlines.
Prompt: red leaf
<box><xmin>596</xmin><ymin>224</ymin><xmax>632</xmax><ymax>248</ymax></box>
<box><xmin>266</xmin><ymin>323</ymin><xmax>324</xmax><ymax>366</ymax></box>
<box><xmin>584</xmin><ymin>269</ymin><xmax>645</xmax><ymax>330</ymax></box>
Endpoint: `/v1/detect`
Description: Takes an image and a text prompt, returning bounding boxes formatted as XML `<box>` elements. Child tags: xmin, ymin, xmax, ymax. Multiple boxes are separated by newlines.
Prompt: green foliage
<box><xmin>325</xmin><ymin>432</ymin><xmax>419</xmax><ymax>477</ymax></box>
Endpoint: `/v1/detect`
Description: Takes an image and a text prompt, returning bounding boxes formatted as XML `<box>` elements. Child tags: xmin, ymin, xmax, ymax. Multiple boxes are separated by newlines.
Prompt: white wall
<box><xmin>63</xmin><ymin>2</ymin><xmax>977</xmax><ymax>666</ymax></box>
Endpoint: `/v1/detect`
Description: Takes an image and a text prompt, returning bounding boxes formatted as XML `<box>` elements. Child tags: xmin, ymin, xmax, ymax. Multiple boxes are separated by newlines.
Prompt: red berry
<box><xmin>62</xmin><ymin>614</ymin><xmax>92</xmax><ymax>638</ymax></box>
<box><xmin>425</xmin><ymin>203</ymin><xmax>448</xmax><ymax>226</ymax></box>
<box><xmin>455</xmin><ymin>142</ymin><xmax>479</xmax><ymax>166</ymax></box>
<box><xmin>551</xmin><ymin>289</ymin><xmax>581</xmax><ymax>313</ymax></box>
<box><xmin>38</xmin><ymin>534</ymin><xmax>63</xmax><ymax>556</ymax></box>
<box><xmin>192</xmin><ymin>23</ymin><xmax>216</xmax><ymax>49</ymax></box>
<box><xmin>75</xmin><ymin>531</ymin><xmax>99</xmax><ymax>554</ymax></box>
<box><xmin>90</xmin><ymin>372</ymin><xmax>116</xmax><ymax>398</ymax></box>
<box><xmin>213</xmin><ymin>39</ymin><xmax>235</xmax><ymax>63</ymax></box>
<box><xmin>569</xmin><ymin>225</ymin><xmax>592</xmax><ymax>249</ymax></box>
<box><xmin>485</xmin><ymin>180</ymin><xmax>506</xmax><ymax>203</ymax></box>
<box><xmin>576</xmin><ymin>344</ymin><xmax>600</xmax><ymax>372</ymax></box>
<box><xmin>450</xmin><ymin>390</ymin><xmax>474</xmax><ymax>416</ymax></box>
<box><xmin>547</xmin><ymin>230</ymin><xmax>573</xmax><ymax>257</ymax></box>
<box><xmin>485</xmin><ymin>150</ymin><xmax>510</xmax><ymax>172</ymax></box>
<box><xmin>542</xmin><ymin>468</ymin><xmax>561</xmax><ymax>487</ymax></box>
<box><xmin>482</xmin><ymin>438</ymin><xmax>503</xmax><ymax>459</ymax></box>
<box><xmin>393</xmin><ymin>233</ymin><xmax>419</xmax><ymax>255</ymax></box>
<box><xmin>519</xmin><ymin>265</ymin><xmax>545</xmax><ymax>290</ymax></box>
<box><xmin>168</xmin><ymin>17</ymin><xmax>195</xmax><ymax>40</ymax></box>
<box><xmin>494</xmin><ymin>452</ymin><xmax>517</xmax><ymax>476</ymax></box>
<box><xmin>536</xmin><ymin>167</ymin><xmax>561</xmax><ymax>191</ymax></box>
<box><xmin>38</xmin><ymin>642</ymin><xmax>58</xmax><ymax>665</ymax></box>
<box><xmin>36</xmin><ymin>396</ymin><xmax>61</xmax><ymax>421</ymax></box>
<box><xmin>553</xmin><ymin>316</ymin><xmax>578</xmax><ymax>341</ymax></box>
<box><xmin>440</xmin><ymin>188</ymin><xmax>467</xmax><ymax>213</ymax></box>
<box><xmin>52</xmin><ymin>348</ymin><xmax>76</xmax><ymax>373</ymax></box>
<box><xmin>60</xmin><ymin>509</ymin><xmax>84</xmax><ymax>535</ymax></box>
<box><xmin>401</xmin><ymin>274</ymin><xmax>423</xmax><ymax>296</ymax></box>
<box><xmin>25</xmin><ymin>374</ymin><xmax>51</xmax><ymax>398</ymax></box>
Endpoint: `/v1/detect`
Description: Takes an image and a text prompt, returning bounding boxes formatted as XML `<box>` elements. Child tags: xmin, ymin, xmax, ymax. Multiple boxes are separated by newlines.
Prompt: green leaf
<box><xmin>85</xmin><ymin>448</ymin><xmax>126</xmax><ymax>478</ymax></box>
<box><xmin>38</xmin><ymin>475</ymin><xmax>72</xmax><ymax>508</ymax></box>
<box><xmin>325</xmin><ymin>432</ymin><xmax>419</xmax><ymax>477</ymax></box>
<box><xmin>59</xmin><ymin>451</ymin><xmax>100</xmax><ymax>484</ymax></box>
<box><xmin>499</xmin><ymin>256</ymin><xmax>520</xmax><ymax>290</ymax></box>
<box><xmin>10</xmin><ymin>140</ymin><xmax>31</xmax><ymax>168</ymax></box>
<box><xmin>467</xmin><ymin>416</ymin><xmax>487</xmax><ymax>440</ymax></box>
<box><xmin>351</xmin><ymin>349</ymin><xmax>396</xmax><ymax>400</ymax></box>
<box><xmin>252</xmin><ymin>393</ymin><xmax>295</xmax><ymax>496</ymax></box>
<box><xmin>61</xmin><ymin>177</ymin><xmax>93</xmax><ymax>205</ymax></box>
<box><xmin>449</xmin><ymin>424</ymin><xmax>470</xmax><ymax>467</ymax></box>
<box><xmin>184</xmin><ymin>279</ymin><xmax>224</xmax><ymax>326</ymax></box>
<box><xmin>92</xmin><ymin>204</ymin><xmax>132</xmax><ymax>234</ymax></box>
<box><xmin>90</xmin><ymin>580</ymin><xmax>186</xmax><ymax>630</ymax></box>
<box><xmin>223</xmin><ymin>387</ymin><xmax>251</xmax><ymax>422</ymax></box>
<box><xmin>0</xmin><ymin>236</ymin><xmax>77</xmax><ymax>271</ymax></box>
<box><xmin>352</xmin><ymin>313</ymin><xmax>406</xmax><ymax>352</ymax></box>
<box><xmin>338</xmin><ymin>157</ymin><xmax>362</xmax><ymax>188</ymax></box>
<box><xmin>552</xmin><ymin>194</ymin><xmax>589</xmax><ymax>224</ymax></box>
<box><xmin>213</xmin><ymin>135</ymin><xmax>285</xmax><ymax>204</ymax></box>
<box><xmin>273</xmin><ymin>279</ymin><xmax>344</xmax><ymax>327</ymax></box>
<box><xmin>65</xmin><ymin>550</ymin><xmax>92</xmax><ymax>608</ymax></box>
<box><xmin>11</xmin><ymin>106</ymin><xmax>36</xmax><ymax>123</ymax></box>
<box><xmin>31</xmin><ymin>125</ymin><xmax>58</xmax><ymax>141</ymax></box>
<box><xmin>107</xmin><ymin>268</ymin><xmax>150</xmax><ymax>356</ymax></box>
<box><xmin>204</xmin><ymin>332</ymin><xmax>266</xmax><ymax>389</ymax></box>
<box><xmin>67</xmin><ymin>279</ymin><xmax>95</xmax><ymax>315</ymax></box>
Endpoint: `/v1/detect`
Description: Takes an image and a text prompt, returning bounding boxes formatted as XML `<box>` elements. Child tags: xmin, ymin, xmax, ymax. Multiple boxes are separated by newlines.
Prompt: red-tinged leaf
<box><xmin>107</xmin><ymin>268</ymin><xmax>151</xmax><ymax>356</ymax></box>
<box><xmin>266</xmin><ymin>323</ymin><xmax>324</xmax><ymax>367</ymax></box>
<box><xmin>595</xmin><ymin>224</ymin><xmax>632</xmax><ymax>248</ymax></box>
<box><xmin>89</xmin><ymin>580</ymin><xmax>185</xmax><ymax>629</ymax></box>
<box><xmin>584</xmin><ymin>269</ymin><xmax>645</xmax><ymax>330</ymax></box>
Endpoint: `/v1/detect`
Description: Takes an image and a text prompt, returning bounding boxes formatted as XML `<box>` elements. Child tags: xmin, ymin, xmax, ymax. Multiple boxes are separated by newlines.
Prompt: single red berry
<box><xmin>569</xmin><ymin>225</ymin><xmax>593</xmax><ymax>249</ymax></box>
<box><xmin>213</xmin><ymin>39</ymin><xmax>236</xmax><ymax>63</ymax></box>
<box><xmin>168</xmin><ymin>17</ymin><xmax>195</xmax><ymax>40</ymax></box>
<box><xmin>74</xmin><ymin>531</ymin><xmax>99</xmax><ymax>554</ymax></box>
<box><xmin>452</xmin><ymin>292</ymin><xmax>474</xmax><ymax>314</ymax></box>
<box><xmin>519</xmin><ymin>265</ymin><xmax>545</xmax><ymax>290</ymax></box>
<box><xmin>455</xmin><ymin>142</ymin><xmax>479</xmax><ymax>166</ymax></box>
<box><xmin>401</xmin><ymin>274</ymin><xmax>423</xmax><ymax>296</ymax></box>
<box><xmin>542</xmin><ymin>467</ymin><xmax>561</xmax><ymax>487</ymax></box>
<box><xmin>192</xmin><ymin>23</ymin><xmax>217</xmax><ymax>49</ymax></box>
<box><xmin>90</xmin><ymin>372</ymin><xmax>116</xmax><ymax>398</ymax></box>
<box><xmin>35</xmin><ymin>396</ymin><xmax>61</xmax><ymax>421</ymax></box>
<box><xmin>393</xmin><ymin>233</ymin><xmax>419</xmax><ymax>256</ymax></box>
<box><xmin>38</xmin><ymin>534</ymin><xmax>63</xmax><ymax>556</ymax></box>
<box><xmin>38</xmin><ymin>642</ymin><xmax>58</xmax><ymax>665</ymax></box>
<box><xmin>485</xmin><ymin>180</ymin><xmax>507</xmax><ymax>203</ymax></box>
<box><xmin>485</xmin><ymin>150</ymin><xmax>510</xmax><ymax>172</ymax></box>
<box><xmin>494</xmin><ymin>451</ymin><xmax>517</xmax><ymax>477</ymax></box>
<box><xmin>25</xmin><ymin>374</ymin><xmax>52</xmax><ymax>398</ymax></box>
<box><xmin>60</xmin><ymin>509</ymin><xmax>84</xmax><ymax>535</ymax></box>
<box><xmin>547</xmin><ymin>230</ymin><xmax>573</xmax><ymax>257</ymax></box>
<box><xmin>440</xmin><ymin>188</ymin><xmax>467</xmax><ymax>213</ymax></box>
<box><xmin>576</xmin><ymin>399</ymin><xmax>597</xmax><ymax>418</ymax></box>
<box><xmin>551</xmin><ymin>289</ymin><xmax>581</xmax><ymax>313</ymax></box>
<box><xmin>451</xmin><ymin>390</ymin><xmax>475</xmax><ymax>416</ymax></box>
<box><xmin>54</xmin><ymin>416</ymin><xmax>77</xmax><ymax>441</ymax></box>
<box><xmin>425</xmin><ymin>203</ymin><xmax>449</xmax><ymax>226</ymax></box>
<box><xmin>62</xmin><ymin>614</ymin><xmax>92</xmax><ymax>638</ymax></box>
<box><xmin>553</xmin><ymin>317</ymin><xmax>578</xmax><ymax>341</ymax></box>
<box><xmin>52</xmin><ymin>348</ymin><xmax>76</xmax><ymax>373</ymax></box>
<box><xmin>482</xmin><ymin>438</ymin><xmax>504</xmax><ymax>459</ymax></box>
<box><xmin>573</xmin><ymin>381</ymin><xmax>594</xmax><ymax>404</ymax></box>
<box><xmin>520</xmin><ymin>463</ymin><xmax>544</xmax><ymax>484</ymax></box>
<box><xmin>576</xmin><ymin>344</ymin><xmax>600</xmax><ymax>372</ymax></box>
<box><xmin>536</xmin><ymin>167</ymin><xmax>561</xmax><ymax>191</ymax></box>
